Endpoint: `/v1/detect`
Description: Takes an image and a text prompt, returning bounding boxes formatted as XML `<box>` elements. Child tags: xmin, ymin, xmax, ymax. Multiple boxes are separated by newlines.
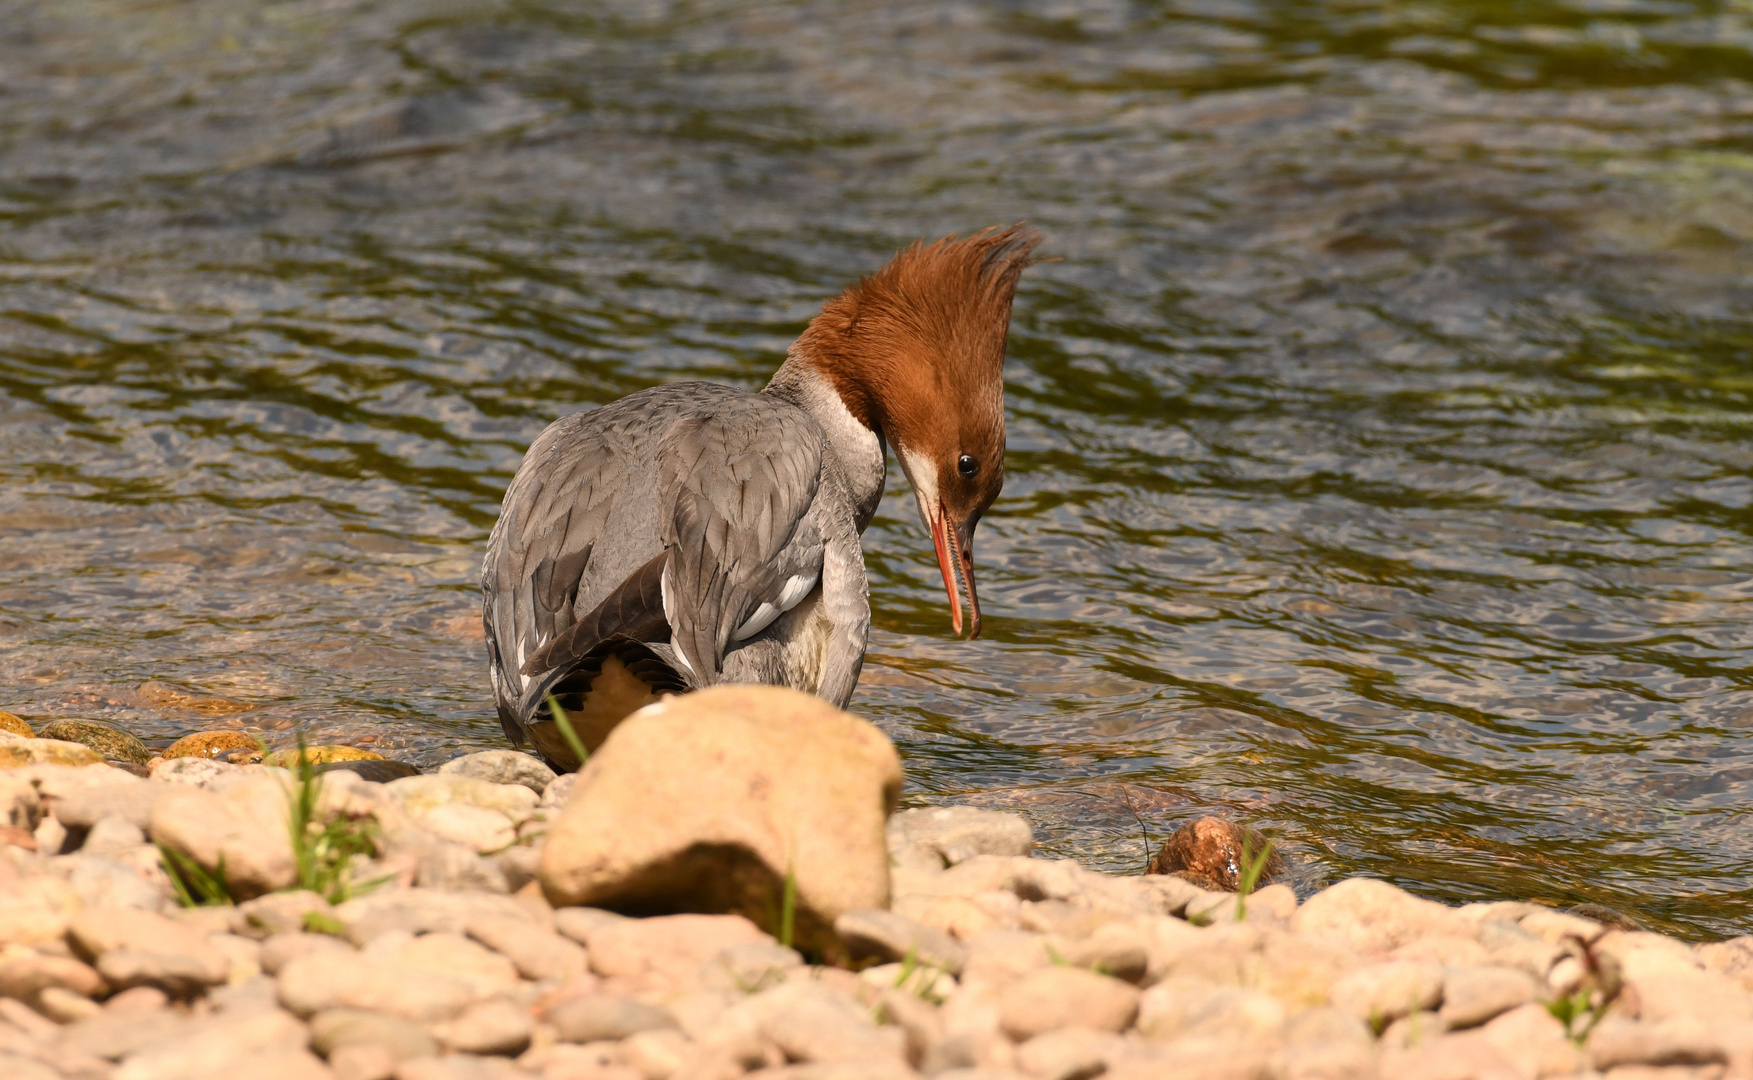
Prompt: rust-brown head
<box><xmin>792</xmin><ymin>224</ymin><xmax>1041</xmax><ymax>639</ymax></box>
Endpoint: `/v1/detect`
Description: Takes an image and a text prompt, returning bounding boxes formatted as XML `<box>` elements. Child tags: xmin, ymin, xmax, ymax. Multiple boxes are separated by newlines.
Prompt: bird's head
<box><xmin>793</xmin><ymin>224</ymin><xmax>1040</xmax><ymax>639</ymax></box>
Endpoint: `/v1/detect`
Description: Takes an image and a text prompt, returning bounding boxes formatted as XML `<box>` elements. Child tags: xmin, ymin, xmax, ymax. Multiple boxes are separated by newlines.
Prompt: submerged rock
<box><xmin>317</xmin><ymin>759</ymin><xmax>419</xmax><ymax>782</ymax></box>
<box><xmin>263</xmin><ymin>745</ymin><xmax>383</xmax><ymax>768</ymax></box>
<box><xmin>1147</xmin><ymin>816</ymin><xmax>1287</xmax><ymax>891</ymax></box>
<box><xmin>36</xmin><ymin>720</ymin><xmax>151</xmax><ymax>765</ymax></box>
<box><xmin>163</xmin><ymin>731</ymin><xmax>261</xmax><ymax>761</ymax></box>
<box><xmin>0</xmin><ymin>710</ymin><xmax>33</xmax><ymax>738</ymax></box>
<box><xmin>0</xmin><ymin>738</ymin><xmax>105</xmax><ymax>768</ymax></box>
<box><xmin>539</xmin><ymin>685</ymin><xmax>902</xmax><ymax>956</ymax></box>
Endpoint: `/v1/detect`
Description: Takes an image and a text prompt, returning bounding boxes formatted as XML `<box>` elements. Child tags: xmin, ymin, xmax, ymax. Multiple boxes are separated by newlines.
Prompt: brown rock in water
<box><xmin>163</xmin><ymin>730</ymin><xmax>261</xmax><ymax>761</ymax></box>
<box><xmin>539</xmin><ymin>685</ymin><xmax>902</xmax><ymax>957</ymax></box>
<box><xmin>0</xmin><ymin>710</ymin><xmax>33</xmax><ymax>738</ymax></box>
<box><xmin>1147</xmin><ymin>817</ymin><xmax>1286</xmax><ymax>891</ymax></box>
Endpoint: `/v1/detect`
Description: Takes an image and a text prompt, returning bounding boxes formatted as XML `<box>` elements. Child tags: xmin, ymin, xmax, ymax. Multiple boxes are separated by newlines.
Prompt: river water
<box><xmin>3</xmin><ymin>0</ymin><xmax>1753</xmax><ymax>937</ymax></box>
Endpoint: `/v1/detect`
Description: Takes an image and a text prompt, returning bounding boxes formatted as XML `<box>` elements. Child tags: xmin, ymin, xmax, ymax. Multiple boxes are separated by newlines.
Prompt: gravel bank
<box><xmin>1</xmin><ymin>690</ymin><xmax>1751</xmax><ymax>1080</ymax></box>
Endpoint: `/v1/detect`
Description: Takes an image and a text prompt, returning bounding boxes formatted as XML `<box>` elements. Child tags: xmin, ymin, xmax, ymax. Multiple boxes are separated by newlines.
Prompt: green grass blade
<box><xmin>545</xmin><ymin>694</ymin><xmax>590</xmax><ymax>769</ymax></box>
<box><xmin>778</xmin><ymin>858</ymin><xmax>798</xmax><ymax>951</ymax></box>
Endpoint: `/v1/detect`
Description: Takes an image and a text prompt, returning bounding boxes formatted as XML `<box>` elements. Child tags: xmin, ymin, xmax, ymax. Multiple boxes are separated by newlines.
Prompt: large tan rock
<box><xmin>150</xmin><ymin>774</ymin><xmax>298</xmax><ymax>898</ymax></box>
<box><xmin>539</xmin><ymin>686</ymin><xmax>902</xmax><ymax>955</ymax></box>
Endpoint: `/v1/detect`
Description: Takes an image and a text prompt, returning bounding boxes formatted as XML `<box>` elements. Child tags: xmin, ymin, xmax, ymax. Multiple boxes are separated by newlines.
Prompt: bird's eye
<box><xmin>957</xmin><ymin>454</ymin><xmax>978</xmax><ymax>478</ymax></box>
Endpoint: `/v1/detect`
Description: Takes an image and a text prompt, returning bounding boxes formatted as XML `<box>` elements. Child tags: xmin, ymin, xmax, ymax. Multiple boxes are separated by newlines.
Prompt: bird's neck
<box><xmin>764</xmin><ymin>350</ymin><xmax>887</xmax><ymax>533</ymax></box>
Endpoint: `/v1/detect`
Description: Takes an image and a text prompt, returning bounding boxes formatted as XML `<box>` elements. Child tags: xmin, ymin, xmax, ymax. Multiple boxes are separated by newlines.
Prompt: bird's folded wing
<box><xmin>482</xmin><ymin>416</ymin><xmax>628</xmax><ymax>722</ymax></box>
<box><xmin>659</xmin><ymin>402</ymin><xmax>825</xmax><ymax>682</ymax></box>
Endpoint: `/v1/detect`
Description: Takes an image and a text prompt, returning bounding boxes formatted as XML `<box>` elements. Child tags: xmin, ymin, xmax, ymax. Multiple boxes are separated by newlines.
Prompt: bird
<box><xmin>480</xmin><ymin>225</ymin><xmax>1040</xmax><ymax>771</ymax></box>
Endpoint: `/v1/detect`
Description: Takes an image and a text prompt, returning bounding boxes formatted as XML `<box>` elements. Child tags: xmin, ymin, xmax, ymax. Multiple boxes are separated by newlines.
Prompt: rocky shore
<box><xmin>2</xmin><ymin>690</ymin><xmax>1752</xmax><ymax>1080</ymax></box>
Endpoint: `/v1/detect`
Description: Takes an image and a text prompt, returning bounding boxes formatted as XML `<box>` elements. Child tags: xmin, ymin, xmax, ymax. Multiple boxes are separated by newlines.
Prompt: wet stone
<box><xmin>163</xmin><ymin>731</ymin><xmax>261</xmax><ymax>761</ymax></box>
<box><xmin>1147</xmin><ymin>817</ymin><xmax>1286</xmax><ymax>891</ymax></box>
<box><xmin>37</xmin><ymin>719</ymin><xmax>152</xmax><ymax>765</ymax></box>
<box><xmin>263</xmin><ymin>745</ymin><xmax>384</xmax><ymax>767</ymax></box>
<box><xmin>317</xmin><ymin>759</ymin><xmax>419</xmax><ymax>782</ymax></box>
<box><xmin>0</xmin><ymin>711</ymin><xmax>32</xmax><ymax>738</ymax></box>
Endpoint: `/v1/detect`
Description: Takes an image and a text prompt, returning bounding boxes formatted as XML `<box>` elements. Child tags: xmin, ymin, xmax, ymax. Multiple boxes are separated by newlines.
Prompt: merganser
<box><xmin>481</xmin><ymin>225</ymin><xmax>1039</xmax><ymax>770</ymax></box>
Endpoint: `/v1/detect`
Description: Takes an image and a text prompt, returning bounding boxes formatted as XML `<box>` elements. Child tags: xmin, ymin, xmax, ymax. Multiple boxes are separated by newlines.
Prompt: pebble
<box><xmin>467</xmin><ymin>913</ymin><xmax>588</xmax><ymax>982</ymax></box>
<box><xmin>1136</xmin><ymin>976</ymin><xmax>1285</xmax><ymax>1041</ymax></box>
<box><xmin>388</xmin><ymin>774</ymin><xmax>540</xmax><ymax>821</ymax></box>
<box><xmin>374</xmin><ymin>931</ymin><xmax>520</xmax><ymax>998</ymax></box>
<box><xmin>538</xmin><ymin>772</ymin><xmax>577</xmax><ymax>810</ymax></box>
<box><xmin>82</xmin><ymin>814</ymin><xmax>148</xmax><ymax>856</ymax></box>
<box><xmin>150</xmin><ymin>756</ymin><xmax>246</xmax><ymax>787</ymax></box>
<box><xmin>585</xmin><ymin>913</ymin><xmax>769</xmax><ymax>987</ymax></box>
<box><xmin>235</xmin><ymin>890</ymin><xmax>333</xmax><ymax>939</ymax></box>
<box><xmin>277</xmin><ymin>949</ymin><xmax>477</xmax><ymax>1022</ymax></box>
<box><xmin>0</xmin><ymin>710</ymin><xmax>32</xmax><ymax>738</ymax></box>
<box><xmin>0</xmin><ymin>951</ymin><xmax>105</xmax><ymax>1004</ymax></box>
<box><xmin>439</xmin><ymin>750</ymin><xmax>557</xmax><ymax>794</ymax></box>
<box><xmin>999</xmin><ymin>966</ymin><xmax>1142</xmax><ymax>1040</ymax></box>
<box><xmin>61</xmin><ymin>852</ymin><xmax>167</xmax><ymax>911</ymax></box>
<box><xmin>310</xmin><ymin>1007</ymin><xmax>440</xmax><ymax>1060</ymax></box>
<box><xmin>433</xmin><ymin>1000</ymin><xmax>534</xmax><ymax>1056</ymax></box>
<box><xmin>422</xmin><ymin>803</ymin><xmax>518</xmax><ymax>854</ymax></box>
<box><xmin>37</xmin><ymin>719</ymin><xmax>152</xmax><ymax>765</ymax></box>
<box><xmin>750</xmin><ymin>980</ymin><xmax>908</xmax><ymax>1064</ymax></box>
<box><xmin>836</xmin><ymin>908</ymin><xmax>968</xmax><ymax>975</ymax></box>
<box><xmin>1291</xmin><ymin>877</ymin><xmax>1471</xmax><ymax>952</ymax></box>
<box><xmin>1328</xmin><ymin>959</ymin><xmax>1445</xmax><ymax>1024</ymax></box>
<box><xmin>66</xmin><ymin>907</ymin><xmax>230</xmax><ymax>990</ymax></box>
<box><xmin>548</xmin><ymin>994</ymin><xmax>680</xmax><ymax>1043</ymax></box>
<box><xmin>1440</xmin><ymin>964</ymin><xmax>1538</xmax><ymax>1029</ymax></box>
<box><xmin>260</xmin><ymin>930</ymin><xmax>355</xmax><ymax>975</ymax></box>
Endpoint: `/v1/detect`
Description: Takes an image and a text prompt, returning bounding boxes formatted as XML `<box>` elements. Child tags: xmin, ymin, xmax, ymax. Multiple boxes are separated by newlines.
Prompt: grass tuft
<box><xmin>286</xmin><ymin>729</ymin><xmax>382</xmax><ymax>904</ymax></box>
<box><xmin>1546</xmin><ymin>929</ymin><xmax>1623</xmax><ymax>1044</ymax></box>
<box><xmin>1233</xmin><ymin>834</ymin><xmax>1276</xmax><ymax>921</ymax></box>
<box><xmin>158</xmin><ymin>843</ymin><xmax>233</xmax><ymax>907</ymax></box>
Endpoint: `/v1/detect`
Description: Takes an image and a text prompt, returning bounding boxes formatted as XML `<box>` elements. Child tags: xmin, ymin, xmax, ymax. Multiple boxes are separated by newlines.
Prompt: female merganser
<box><xmin>481</xmin><ymin>225</ymin><xmax>1039</xmax><ymax>769</ymax></box>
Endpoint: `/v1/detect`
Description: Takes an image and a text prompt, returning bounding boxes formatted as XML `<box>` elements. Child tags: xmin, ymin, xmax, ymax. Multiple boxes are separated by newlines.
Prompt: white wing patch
<box><xmin>731</xmin><ymin>570</ymin><xmax>821</xmax><ymax>642</ymax></box>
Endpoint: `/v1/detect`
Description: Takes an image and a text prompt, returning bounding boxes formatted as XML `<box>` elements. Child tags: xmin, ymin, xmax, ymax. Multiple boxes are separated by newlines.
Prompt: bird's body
<box><xmin>482</xmin><ymin>227</ymin><xmax>1038</xmax><ymax>769</ymax></box>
